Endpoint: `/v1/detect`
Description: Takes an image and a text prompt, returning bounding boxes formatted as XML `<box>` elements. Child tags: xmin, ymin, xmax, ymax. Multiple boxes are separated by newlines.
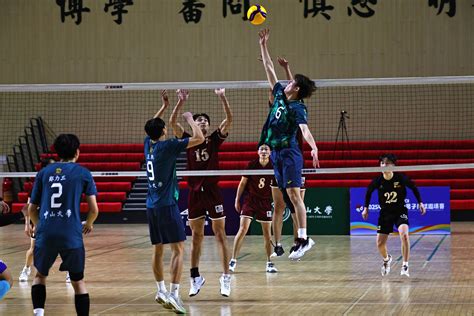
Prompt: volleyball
<box><xmin>247</xmin><ymin>5</ymin><xmax>267</xmax><ymax>25</ymax></box>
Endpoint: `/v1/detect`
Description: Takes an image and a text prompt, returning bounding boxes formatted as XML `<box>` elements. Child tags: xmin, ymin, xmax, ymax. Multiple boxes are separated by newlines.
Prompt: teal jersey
<box><xmin>259</xmin><ymin>82</ymin><xmax>308</xmax><ymax>149</ymax></box>
<box><xmin>144</xmin><ymin>136</ymin><xmax>189</xmax><ymax>208</ymax></box>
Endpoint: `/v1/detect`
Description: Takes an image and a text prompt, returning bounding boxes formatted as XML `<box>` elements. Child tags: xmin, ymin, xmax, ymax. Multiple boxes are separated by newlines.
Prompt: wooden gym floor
<box><xmin>1</xmin><ymin>222</ymin><xmax>473</xmax><ymax>315</ymax></box>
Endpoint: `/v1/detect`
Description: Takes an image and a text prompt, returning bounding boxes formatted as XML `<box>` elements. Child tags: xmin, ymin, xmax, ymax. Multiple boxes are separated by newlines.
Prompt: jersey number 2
<box><xmin>51</xmin><ymin>183</ymin><xmax>62</xmax><ymax>208</ymax></box>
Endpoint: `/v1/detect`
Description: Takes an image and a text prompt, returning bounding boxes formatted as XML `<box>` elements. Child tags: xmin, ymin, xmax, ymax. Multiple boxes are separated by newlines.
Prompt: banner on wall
<box><xmin>250</xmin><ymin>187</ymin><xmax>350</xmax><ymax>236</ymax></box>
<box><xmin>350</xmin><ymin>186</ymin><xmax>450</xmax><ymax>235</ymax></box>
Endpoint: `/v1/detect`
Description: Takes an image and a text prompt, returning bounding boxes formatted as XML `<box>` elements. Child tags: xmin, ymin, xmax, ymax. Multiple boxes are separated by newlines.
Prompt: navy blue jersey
<box><xmin>145</xmin><ymin>136</ymin><xmax>189</xmax><ymax>208</ymax></box>
<box><xmin>30</xmin><ymin>162</ymin><xmax>97</xmax><ymax>249</ymax></box>
<box><xmin>259</xmin><ymin>82</ymin><xmax>308</xmax><ymax>150</ymax></box>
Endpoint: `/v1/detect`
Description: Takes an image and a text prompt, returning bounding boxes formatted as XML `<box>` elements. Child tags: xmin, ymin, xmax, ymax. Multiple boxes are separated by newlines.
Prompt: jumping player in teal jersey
<box><xmin>258</xmin><ymin>28</ymin><xmax>320</xmax><ymax>260</ymax></box>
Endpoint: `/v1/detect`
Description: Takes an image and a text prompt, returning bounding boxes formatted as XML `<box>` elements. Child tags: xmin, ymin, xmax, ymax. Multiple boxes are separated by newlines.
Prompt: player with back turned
<box><xmin>362</xmin><ymin>153</ymin><xmax>426</xmax><ymax>277</ymax></box>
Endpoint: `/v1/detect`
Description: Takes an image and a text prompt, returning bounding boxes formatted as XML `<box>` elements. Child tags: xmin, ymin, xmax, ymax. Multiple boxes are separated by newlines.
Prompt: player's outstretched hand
<box><xmin>362</xmin><ymin>207</ymin><xmax>369</xmax><ymax>220</ymax></box>
<box><xmin>258</xmin><ymin>28</ymin><xmax>270</xmax><ymax>45</ymax></box>
<box><xmin>182</xmin><ymin>111</ymin><xmax>193</xmax><ymax>122</ymax></box>
<box><xmin>277</xmin><ymin>57</ymin><xmax>289</xmax><ymax>68</ymax></box>
<box><xmin>176</xmin><ymin>89</ymin><xmax>189</xmax><ymax>102</ymax></box>
<box><xmin>214</xmin><ymin>88</ymin><xmax>225</xmax><ymax>97</ymax></box>
<box><xmin>234</xmin><ymin>200</ymin><xmax>241</xmax><ymax>213</ymax></box>
<box><xmin>82</xmin><ymin>221</ymin><xmax>93</xmax><ymax>235</ymax></box>
<box><xmin>161</xmin><ymin>90</ymin><xmax>169</xmax><ymax>104</ymax></box>
<box><xmin>311</xmin><ymin>149</ymin><xmax>320</xmax><ymax>168</ymax></box>
<box><xmin>420</xmin><ymin>203</ymin><xmax>427</xmax><ymax>215</ymax></box>
<box><xmin>0</xmin><ymin>201</ymin><xmax>10</xmax><ymax>214</ymax></box>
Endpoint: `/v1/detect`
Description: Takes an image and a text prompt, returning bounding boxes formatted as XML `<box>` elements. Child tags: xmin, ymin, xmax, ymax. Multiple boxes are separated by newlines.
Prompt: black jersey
<box><xmin>364</xmin><ymin>173</ymin><xmax>422</xmax><ymax>211</ymax></box>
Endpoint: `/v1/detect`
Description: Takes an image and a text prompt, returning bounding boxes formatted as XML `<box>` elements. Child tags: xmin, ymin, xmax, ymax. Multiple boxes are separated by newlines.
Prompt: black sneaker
<box><xmin>270</xmin><ymin>245</ymin><xmax>284</xmax><ymax>258</ymax></box>
<box><xmin>289</xmin><ymin>239</ymin><xmax>299</xmax><ymax>254</ymax></box>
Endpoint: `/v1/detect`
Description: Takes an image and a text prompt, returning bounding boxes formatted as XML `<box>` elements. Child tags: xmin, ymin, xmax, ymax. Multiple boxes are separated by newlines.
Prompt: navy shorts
<box><xmin>34</xmin><ymin>246</ymin><xmax>85</xmax><ymax>277</ymax></box>
<box><xmin>0</xmin><ymin>260</ymin><xmax>7</xmax><ymax>273</ymax></box>
<box><xmin>271</xmin><ymin>147</ymin><xmax>303</xmax><ymax>189</ymax></box>
<box><xmin>377</xmin><ymin>209</ymin><xmax>409</xmax><ymax>235</ymax></box>
<box><xmin>147</xmin><ymin>204</ymin><xmax>186</xmax><ymax>245</ymax></box>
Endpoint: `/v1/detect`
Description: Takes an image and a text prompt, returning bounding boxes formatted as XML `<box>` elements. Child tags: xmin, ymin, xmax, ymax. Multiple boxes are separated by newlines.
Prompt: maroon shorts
<box><xmin>241</xmin><ymin>196</ymin><xmax>273</xmax><ymax>222</ymax></box>
<box><xmin>188</xmin><ymin>183</ymin><xmax>225</xmax><ymax>220</ymax></box>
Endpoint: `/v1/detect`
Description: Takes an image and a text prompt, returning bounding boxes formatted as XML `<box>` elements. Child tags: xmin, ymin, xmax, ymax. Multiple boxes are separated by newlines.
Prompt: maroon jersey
<box><xmin>244</xmin><ymin>159</ymin><xmax>274</xmax><ymax>200</ymax></box>
<box><xmin>183</xmin><ymin>129</ymin><xmax>227</xmax><ymax>191</ymax></box>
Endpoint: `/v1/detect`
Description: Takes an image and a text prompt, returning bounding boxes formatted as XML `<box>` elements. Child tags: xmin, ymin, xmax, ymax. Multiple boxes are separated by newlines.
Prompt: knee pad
<box><xmin>69</xmin><ymin>271</ymin><xmax>84</xmax><ymax>282</ymax></box>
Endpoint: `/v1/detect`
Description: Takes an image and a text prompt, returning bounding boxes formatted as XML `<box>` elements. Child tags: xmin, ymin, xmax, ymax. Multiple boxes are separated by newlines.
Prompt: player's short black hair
<box><xmin>193</xmin><ymin>113</ymin><xmax>210</xmax><ymax>124</ymax></box>
<box><xmin>379</xmin><ymin>153</ymin><xmax>397</xmax><ymax>165</ymax></box>
<box><xmin>54</xmin><ymin>134</ymin><xmax>80</xmax><ymax>160</ymax></box>
<box><xmin>144</xmin><ymin>117</ymin><xmax>166</xmax><ymax>141</ymax></box>
<box><xmin>294</xmin><ymin>74</ymin><xmax>317</xmax><ymax>100</ymax></box>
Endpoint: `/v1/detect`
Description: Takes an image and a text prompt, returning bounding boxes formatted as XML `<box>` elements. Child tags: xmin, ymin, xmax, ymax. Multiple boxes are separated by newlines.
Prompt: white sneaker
<box><xmin>266</xmin><ymin>262</ymin><xmax>278</xmax><ymax>273</ymax></box>
<box><xmin>381</xmin><ymin>255</ymin><xmax>393</xmax><ymax>276</ymax></box>
<box><xmin>155</xmin><ymin>291</ymin><xmax>172</xmax><ymax>309</ymax></box>
<box><xmin>168</xmin><ymin>293</ymin><xmax>186</xmax><ymax>314</ymax></box>
<box><xmin>189</xmin><ymin>276</ymin><xmax>205</xmax><ymax>297</ymax></box>
<box><xmin>220</xmin><ymin>274</ymin><xmax>231</xmax><ymax>297</ymax></box>
<box><xmin>288</xmin><ymin>238</ymin><xmax>315</xmax><ymax>260</ymax></box>
<box><xmin>229</xmin><ymin>259</ymin><xmax>237</xmax><ymax>273</ymax></box>
<box><xmin>65</xmin><ymin>272</ymin><xmax>71</xmax><ymax>283</ymax></box>
<box><xmin>401</xmin><ymin>264</ymin><xmax>410</xmax><ymax>277</ymax></box>
<box><xmin>19</xmin><ymin>266</ymin><xmax>31</xmax><ymax>282</ymax></box>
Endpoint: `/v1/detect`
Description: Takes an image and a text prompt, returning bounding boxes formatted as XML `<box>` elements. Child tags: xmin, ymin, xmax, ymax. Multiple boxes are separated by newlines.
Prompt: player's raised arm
<box><xmin>183</xmin><ymin>111</ymin><xmax>204</xmax><ymax>148</ymax></box>
<box><xmin>258</xmin><ymin>29</ymin><xmax>278</xmax><ymax>88</ymax></box>
<box><xmin>169</xmin><ymin>89</ymin><xmax>188</xmax><ymax>138</ymax></box>
<box><xmin>277</xmin><ymin>57</ymin><xmax>293</xmax><ymax>80</ymax></box>
<box><xmin>215</xmin><ymin>88</ymin><xmax>233</xmax><ymax>134</ymax></box>
<box><xmin>299</xmin><ymin>124</ymin><xmax>320</xmax><ymax>168</ymax></box>
<box><xmin>153</xmin><ymin>90</ymin><xmax>170</xmax><ymax>119</ymax></box>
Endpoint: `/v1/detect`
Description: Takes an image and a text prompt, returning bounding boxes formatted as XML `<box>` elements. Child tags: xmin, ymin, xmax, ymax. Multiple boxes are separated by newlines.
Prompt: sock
<box><xmin>403</xmin><ymin>261</ymin><xmax>409</xmax><ymax>266</ymax></box>
<box><xmin>230</xmin><ymin>258</ymin><xmax>236</xmax><ymax>262</ymax></box>
<box><xmin>170</xmin><ymin>283</ymin><xmax>180</xmax><ymax>297</ymax></box>
<box><xmin>33</xmin><ymin>309</ymin><xmax>44</xmax><ymax>316</ymax></box>
<box><xmin>31</xmin><ymin>284</ymin><xmax>46</xmax><ymax>309</ymax></box>
<box><xmin>297</xmin><ymin>228</ymin><xmax>307</xmax><ymax>239</ymax></box>
<box><xmin>384</xmin><ymin>256</ymin><xmax>390</xmax><ymax>261</ymax></box>
<box><xmin>156</xmin><ymin>280</ymin><xmax>167</xmax><ymax>293</ymax></box>
<box><xmin>0</xmin><ymin>280</ymin><xmax>11</xmax><ymax>300</ymax></box>
<box><xmin>222</xmin><ymin>273</ymin><xmax>230</xmax><ymax>279</ymax></box>
<box><xmin>74</xmin><ymin>293</ymin><xmax>90</xmax><ymax>316</ymax></box>
<box><xmin>190</xmin><ymin>267</ymin><xmax>200</xmax><ymax>278</ymax></box>
<box><xmin>276</xmin><ymin>242</ymin><xmax>281</xmax><ymax>247</ymax></box>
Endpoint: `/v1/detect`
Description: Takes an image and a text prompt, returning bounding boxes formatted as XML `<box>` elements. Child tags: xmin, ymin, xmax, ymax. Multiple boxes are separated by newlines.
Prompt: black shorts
<box><xmin>377</xmin><ymin>209</ymin><xmax>409</xmax><ymax>235</ymax></box>
<box><xmin>147</xmin><ymin>204</ymin><xmax>186</xmax><ymax>245</ymax></box>
<box><xmin>34</xmin><ymin>246</ymin><xmax>85</xmax><ymax>277</ymax></box>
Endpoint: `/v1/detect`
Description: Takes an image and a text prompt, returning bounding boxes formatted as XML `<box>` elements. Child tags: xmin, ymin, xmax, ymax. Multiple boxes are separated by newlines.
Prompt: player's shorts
<box><xmin>147</xmin><ymin>204</ymin><xmax>186</xmax><ymax>245</ymax></box>
<box><xmin>241</xmin><ymin>196</ymin><xmax>272</xmax><ymax>222</ymax></box>
<box><xmin>271</xmin><ymin>147</ymin><xmax>303</xmax><ymax>189</ymax></box>
<box><xmin>377</xmin><ymin>208</ymin><xmax>409</xmax><ymax>235</ymax></box>
<box><xmin>188</xmin><ymin>183</ymin><xmax>225</xmax><ymax>221</ymax></box>
<box><xmin>34</xmin><ymin>246</ymin><xmax>85</xmax><ymax>278</ymax></box>
<box><xmin>0</xmin><ymin>260</ymin><xmax>7</xmax><ymax>273</ymax></box>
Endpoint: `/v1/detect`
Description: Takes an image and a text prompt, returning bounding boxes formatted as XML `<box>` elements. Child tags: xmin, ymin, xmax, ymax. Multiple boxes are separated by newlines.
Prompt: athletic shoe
<box><xmin>19</xmin><ymin>266</ymin><xmax>30</xmax><ymax>282</ymax></box>
<box><xmin>155</xmin><ymin>291</ymin><xmax>172</xmax><ymax>309</ymax></box>
<box><xmin>266</xmin><ymin>262</ymin><xmax>278</xmax><ymax>273</ymax></box>
<box><xmin>381</xmin><ymin>255</ymin><xmax>392</xmax><ymax>276</ymax></box>
<box><xmin>188</xmin><ymin>276</ymin><xmax>205</xmax><ymax>297</ymax></box>
<box><xmin>229</xmin><ymin>259</ymin><xmax>237</xmax><ymax>273</ymax></box>
<box><xmin>270</xmin><ymin>245</ymin><xmax>284</xmax><ymax>258</ymax></box>
<box><xmin>65</xmin><ymin>272</ymin><xmax>71</xmax><ymax>283</ymax></box>
<box><xmin>400</xmin><ymin>264</ymin><xmax>410</xmax><ymax>277</ymax></box>
<box><xmin>168</xmin><ymin>293</ymin><xmax>187</xmax><ymax>314</ymax></box>
<box><xmin>219</xmin><ymin>274</ymin><xmax>231</xmax><ymax>297</ymax></box>
<box><xmin>288</xmin><ymin>238</ymin><xmax>315</xmax><ymax>260</ymax></box>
